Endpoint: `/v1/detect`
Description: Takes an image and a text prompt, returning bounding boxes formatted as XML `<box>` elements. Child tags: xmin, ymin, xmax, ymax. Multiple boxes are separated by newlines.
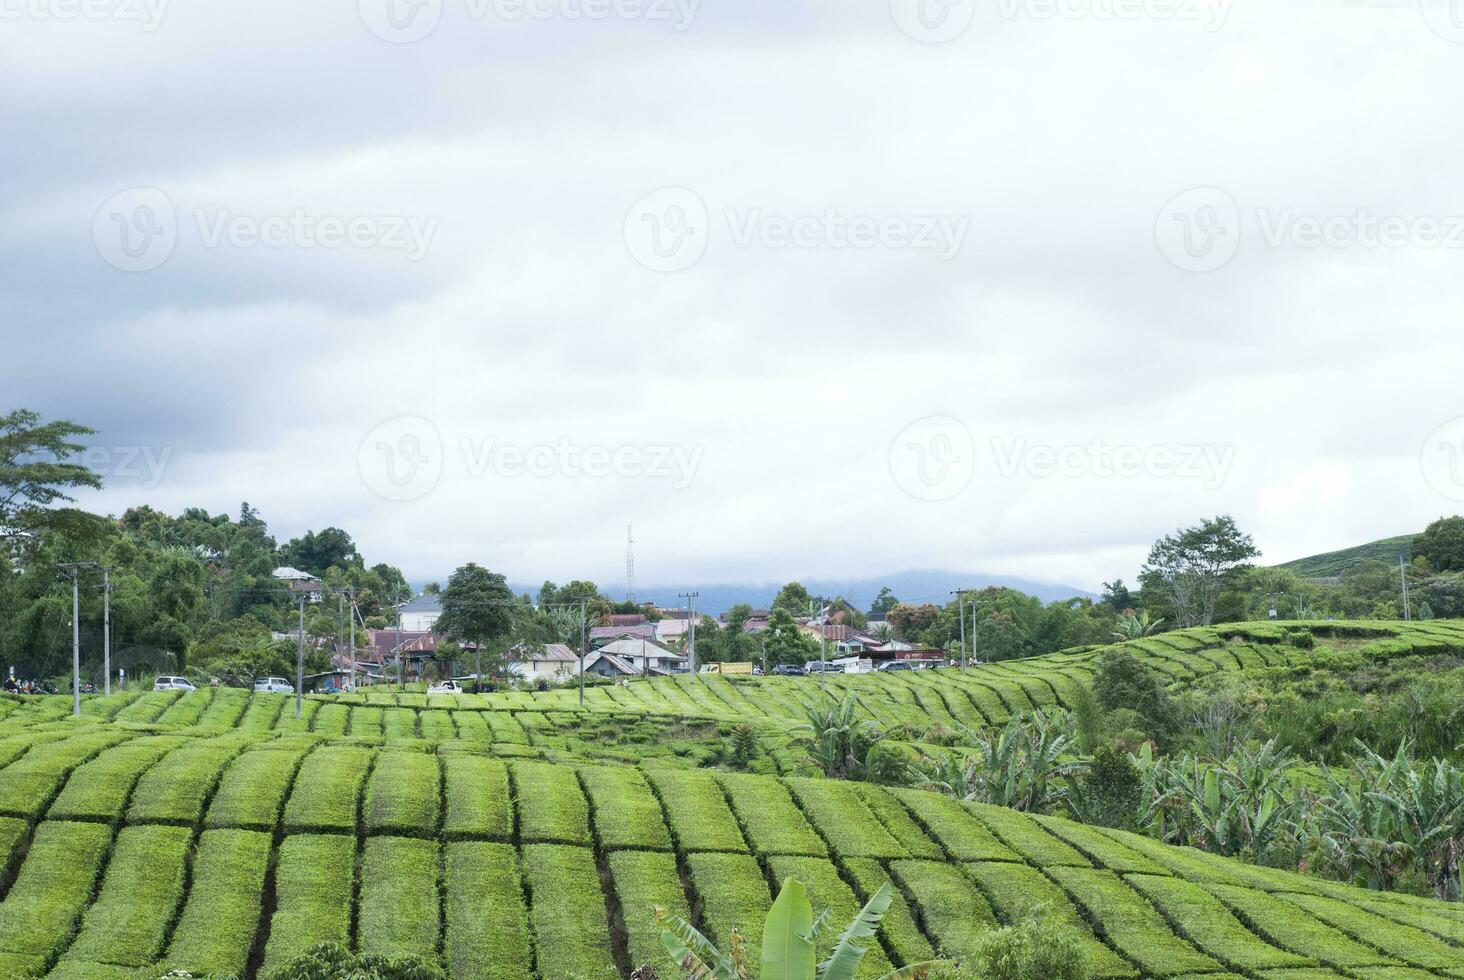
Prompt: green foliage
<box><xmin>0</xmin><ymin>821</ymin><xmax>111</xmax><ymax>962</ymax></box>
<box><xmin>793</xmin><ymin>696</ymin><xmax>903</xmax><ymax>784</ymax></box>
<box><xmin>47</xmin><ymin>734</ymin><xmax>186</xmax><ymax>821</ymax></box>
<box><xmin>262</xmin><ymin>941</ymin><xmax>443</xmax><ymax>980</ymax></box>
<box><xmin>1091</xmin><ymin>650</ymin><xmax>1179</xmax><ymax>745</ymax></box>
<box><xmin>1416</xmin><ymin>516</ymin><xmax>1464</xmax><ymax>573</ymax></box>
<box><xmin>284</xmin><ymin>746</ymin><xmax>372</xmax><ymax>833</ymax></box>
<box><xmin>163</xmin><ymin>829</ymin><xmax>272</xmax><ymax>976</ymax></box>
<box><xmin>889</xmin><ymin>860</ymin><xmax>997</xmax><ymax>958</ymax></box>
<box><xmin>366</xmin><ymin>751</ymin><xmax>441</xmax><ymax>836</ymax></box>
<box><xmin>1047</xmin><ymin>867</ymin><xmax>1220</xmax><ymax>976</ymax></box>
<box><xmin>1141</xmin><ymin>515</ymin><xmax>1260</xmax><ymax>627</ymax></box>
<box><xmin>264</xmin><ymin>835</ymin><xmax>356</xmax><ymax>973</ymax></box>
<box><xmin>63</xmin><ymin>825</ymin><xmax>189</xmax><ymax>968</ymax></box>
<box><xmin>443</xmin><ymin>755</ymin><xmax>513</xmax><ymax>839</ymax></box>
<box><xmin>1069</xmin><ymin>745</ymin><xmax>1143</xmax><ymax>831</ymax></box>
<box><xmin>206</xmin><ymin>744</ymin><xmax>310</xmax><ymax>831</ymax></box>
<box><xmin>445</xmin><ymin>842</ymin><xmax>533</xmax><ymax>980</ymax></box>
<box><xmin>717</xmin><ymin>772</ymin><xmax>827</xmax><ymax>857</ymax></box>
<box><xmin>0</xmin><ymin>408</ymin><xmax>105</xmax><ymax>537</ymax></box>
<box><xmin>610</xmin><ymin>849</ymin><xmax>692</xmax><ymax>972</ymax></box>
<box><xmin>128</xmin><ymin>736</ymin><xmax>252</xmax><ymax>823</ymax></box>
<box><xmin>926</xmin><ymin>908</ymin><xmax>1091</xmax><ymax>980</ymax></box>
<box><xmin>643</xmin><ymin>769</ymin><xmax>749</xmax><ymax>852</ymax></box>
<box><xmin>912</xmin><ymin>711</ymin><xmax>1083</xmax><ymax>813</ymax></box>
<box><xmin>522</xmin><ymin>844</ymin><xmax>619</xmax><ymax>979</ymax></box>
<box><xmin>360</xmin><ymin>837</ymin><xmax>441</xmax><ymax>964</ymax></box>
<box><xmin>580</xmin><ymin>765</ymin><xmax>673</xmax><ymax>851</ymax></box>
<box><xmin>512</xmin><ymin>760</ymin><xmax>591</xmax><ymax>845</ymax></box>
<box><xmin>784</xmin><ymin>778</ymin><xmax>910</xmax><ymax>859</ymax></box>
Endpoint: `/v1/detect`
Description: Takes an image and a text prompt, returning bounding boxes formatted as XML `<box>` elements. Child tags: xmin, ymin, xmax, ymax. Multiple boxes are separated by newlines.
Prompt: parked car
<box><xmin>253</xmin><ymin>676</ymin><xmax>294</xmax><ymax>694</ymax></box>
<box><xmin>805</xmin><ymin>661</ymin><xmax>843</xmax><ymax>673</ymax></box>
<box><xmin>428</xmin><ymin>679</ymin><xmax>461</xmax><ymax>695</ymax></box>
<box><xmin>154</xmin><ymin>676</ymin><xmax>196</xmax><ymax>691</ymax></box>
<box><xmin>771</xmin><ymin>664</ymin><xmax>806</xmax><ymax>676</ymax></box>
<box><xmin>877</xmin><ymin>660</ymin><xmax>915</xmax><ymax>671</ymax></box>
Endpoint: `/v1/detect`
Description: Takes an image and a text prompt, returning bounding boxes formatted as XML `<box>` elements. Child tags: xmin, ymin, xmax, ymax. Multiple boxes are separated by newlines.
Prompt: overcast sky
<box><xmin>5</xmin><ymin>0</ymin><xmax>1464</xmax><ymax>591</ymax></box>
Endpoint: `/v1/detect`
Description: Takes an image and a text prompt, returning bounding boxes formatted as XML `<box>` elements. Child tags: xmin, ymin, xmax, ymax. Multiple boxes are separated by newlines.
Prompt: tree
<box><xmin>887</xmin><ymin>603</ymin><xmax>941</xmax><ymax>642</ymax></box>
<box><xmin>1092</xmin><ymin>649</ymin><xmax>1180</xmax><ymax>745</ymax></box>
<box><xmin>1141</xmin><ymin>516</ymin><xmax>1260</xmax><ymax>627</ymax></box>
<box><xmin>1416</xmin><ymin>516</ymin><xmax>1464</xmax><ymax>573</ymax></box>
<box><xmin>0</xmin><ymin>409</ymin><xmax>106</xmax><ymax>540</ymax></box>
<box><xmin>436</xmin><ymin>564</ymin><xmax>515</xmax><ymax>684</ymax></box>
<box><xmin>763</xmin><ymin>607</ymin><xmax>818</xmax><ymax>666</ymax></box>
<box><xmin>772</xmin><ymin>581</ymin><xmax>813</xmax><ymax>615</ymax></box>
<box><xmin>1100</xmin><ymin>580</ymin><xmax>1134</xmax><ymax>614</ymax></box>
<box><xmin>279</xmin><ymin>527</ymin><xmax>359</xmax><ymax>577</ymax></box>
<box><xmin>869</xmin><ymin>586</ymin><xmax>899</xmax><ymax>617</ymax></box>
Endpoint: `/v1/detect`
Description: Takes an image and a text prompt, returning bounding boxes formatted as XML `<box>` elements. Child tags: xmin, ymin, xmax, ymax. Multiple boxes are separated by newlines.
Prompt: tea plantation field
<box><xmin>0</xmin><ymin>621</ymin><xmax>1462</xmax><ymax>979</ymax></box>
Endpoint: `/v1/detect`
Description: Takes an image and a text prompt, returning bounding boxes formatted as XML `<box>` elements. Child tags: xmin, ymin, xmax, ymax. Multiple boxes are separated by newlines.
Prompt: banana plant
<box><xmin>658</xmin><ymin>879</ymin><xmax>949</xmax><ymax>980</ymax></box>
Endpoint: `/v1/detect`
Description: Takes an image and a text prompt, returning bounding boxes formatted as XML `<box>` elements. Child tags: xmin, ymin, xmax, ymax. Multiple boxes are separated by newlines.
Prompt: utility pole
<box><xmin>1401</xmin><ymin>555</ymin><xmax>1412</xmax><ymax>621</ymax></box>
<box><xmin>578</xmin><ymin>597</ymin><xmax>587</xmax><ymax>707</ymax></box>
<box><xmin>337</xmin><ymin>591</ymin><xmax>345</xmax><ymax>680</ymax></box>
<box><xmin>347</xmin><ymin>587</ymin><xmax>356</xmax><ymax>690</ymax></box>
<box><xmin>679</xmin><ymin>592</ymin><xmax>699</xmax><ymax>679</ymax></box>
<box><xmin>954</xmin><ymin>590</ymin><xmax>967</xmax><ymax>671</ymax></box>
<box><xmin>295</xmin><ymin>593</ymin><xmax>306</xmax><ymax>720</ymax></box>
<box><xmin>57</xmin><ymin>562</ymin><xmax>97</xmax><ymax>716</ymax></box>
<box><xmin>396</xmin><ymin>604</ymin><xmax>405</xmax><ymax>688</ymax></box>
<box><xmin>101</xmin><ymin>566</ymin><xmax>112</xmax><ymax>695</ymax></box>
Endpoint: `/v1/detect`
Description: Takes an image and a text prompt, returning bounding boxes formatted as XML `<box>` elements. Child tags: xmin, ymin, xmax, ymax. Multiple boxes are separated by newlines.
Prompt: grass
<box><xmin>263</xmin><ymin>833</ymin><xmax>356</xmax><ymax>973</ymax></box>
<box><xmin>522</xmin><ymin>844</ymin><xmax>620</xmax><ymax>979</ymax></box>
<box><xmin>360</xmin><ymin>836</ymin><xmax>441</xmax><ymax>964</ymax></box>
<box><xmin>445</xmin><ymin>841</ymin><xmax>534</xmax><ymax>980</ymax></box>
<box><xmin>161</xmin><ymin>829</ymin><xmax>271</xmax><ymax>977</ymax></box>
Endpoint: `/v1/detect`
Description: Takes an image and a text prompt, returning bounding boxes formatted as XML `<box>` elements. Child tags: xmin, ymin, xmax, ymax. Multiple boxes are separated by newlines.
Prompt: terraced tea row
<box><xmin>0</xmin><ymin>722</ymin><xmax>1461</xmax><ymax>979</ymax></box>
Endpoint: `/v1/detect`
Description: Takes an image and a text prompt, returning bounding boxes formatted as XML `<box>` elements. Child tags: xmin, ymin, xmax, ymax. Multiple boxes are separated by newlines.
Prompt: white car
<box><xmin>428</xmin><ymin>679</ymin><xmax>461</xmax><ymax>695</ymax></box>
<box><xmin>153</xmin><ymin>676</ymin><xmax>196</xmax><ymax>692</ymax></box>
<box><xmin>253</xmin><ymin>677</ymin><xmax>294</xmax><ymax>694</ymax></box>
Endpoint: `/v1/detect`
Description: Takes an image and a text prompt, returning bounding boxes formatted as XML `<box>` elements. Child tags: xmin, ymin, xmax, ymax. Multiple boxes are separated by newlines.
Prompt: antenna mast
<box><xmin>626</xmin><ymin>523</ymin><xmax>636</xmax><ymax>603</ymax></box>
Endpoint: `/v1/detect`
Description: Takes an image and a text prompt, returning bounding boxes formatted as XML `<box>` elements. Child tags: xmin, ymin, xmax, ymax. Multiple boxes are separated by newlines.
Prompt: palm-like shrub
<box><xmin>913</xmin><ymin>711</ymin><xmax>1085</xmax><ymax>813</ymax></box>
<box><xmin>658</xmin><ymin>877</ymin><xmax>945</xmax><ymax>979</ymax></box>
<box><xmin>794</xmin><ymin>697</ymin><xmax>902</xmax><ymax>784</ymax></box>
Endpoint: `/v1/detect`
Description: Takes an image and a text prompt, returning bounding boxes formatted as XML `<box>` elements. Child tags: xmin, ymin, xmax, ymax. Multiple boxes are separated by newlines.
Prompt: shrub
<box><xmin>841</xmin><ymin>857</ymin><xmax>935</xmax><ymax>965</ymax></box>
<box><xmin>283</xmin><ymin>746</ymin><xmax>373</xmax><ymax>833</ymax></box>
<box><xmin>1125</xmin><ymin>872</ymin><xmax>1307</xmax><ymax>971</ymax></box>
<box><xmin>1030</xmin><ymin>815</ymin><xmax>1168</xmax><ymax>875</ymax></box>
<box><xmin>716</xmin><ymin>772</ymin><xmax>827</xmax><ymax>857</ymax></box>
<box><xmin>887</xmin><ymin>789</ymin><xmax>1017</xmax><ymax>862</ymax></box>
<box><xmin>198</xmin><ymin>687</ymin><xmax>251</xmax><ymax>728</ymax></box>
<box><xmin>276</xmin><ymin>697</ymin><xmax>321</xmax><ymax>732</ymax></box>
<box><xmin>359</xmin><ymin>838</ymin><xmax>441</xmax><ymax>964</ymax></box>
<box><xmin>1201</xmin><ymin>882</ymin><xmax>1389</xmax><ymax>967</ymax></box>
<box><xmin>608</xmin><ymin>849</ymin><xmax>691</xmax><ymax>971</ymax></box>
<box><xmin>963</xmin><ymin>803</ymin><xmax>1090</xmax><ymax>867</ymax></box>
<box><xmin>888</xmin><ymin>859</ymin><xmax>997</xmax><ymax>959</ymax></box>
<box><xmin>313</xmin><ymin>703</ymin><xmax>350</xmax><ymax>736</ymax></box>
<box><xmin>0</xmin><ymin>821</ymin><xmax>112</xmax><ymax>960</ymax></box>
<box><xmin>156</xmin><ymin>690</ymin><xmax>211</xmax><ymax>726</ymax></box>
<box><xmin>419</xmin><ymin>711</ymin><xmax>456</xmax><ymax>741</ymax></box>
<box><xmin>445</xmin><ymin>842</ymin><xmax>533</xmax><ymax>980</ymax></box>
<box><xmin>936</xmin><ymin>910</ymin><xmax>1090</xmax><ymax>980</ymax></box>
<box><xmin>580</xmin><ymin>765</ymin><xmax>672</xmax><ymax>851</ymax></box>
<box><xmin>1069</xmin><ymin>745</ymin><xmax>1143</xmax><ymax>831</ymax></box>
<box><xmin>206</xmin><ymin>745</ymin><xmax>310</xmax><ymax>831</ymax></box>
<box><xmin>384</xmin><ymin>708</ymin><xmax>418</xmax><ymax>740</ymax></box>
<box><xmin>162</xmin><ymin>829</ymin><xmax>272</xmax><ymax>976</ymax></box>
<box><xmin>642</xmin><ymin>769</ymin><xmax>748</xmax><ymax>853</ymax></box>
<box><xmin>237</xmin><ymin>694</ymin><xmax>286</xmax><ymax>732</ymax></box>
<box><xmin>0</xmin><ymin>730</ymin><xmax>131</xmax><ymax>819</ymax></box>
<box><xmin>262</xmin><ymin>941</ymin><xmax>443</xmax><ymax>980</ymax></box>
<box><xmin>486</xmin><ymin>712</ymin><xmax>529</xmax><ymax>745</ymax></box>
<box><xmin>1045</xmin><ymin>867</ymin><xmax>1218</xmax><ymax>977</ymax></box>
<box><xmin>1273</xmin><ymin>892</ymin><xmax>1464</xmax><ymax>972</ymax></box>
<box><xmin>450</xmin><ymin>711</ymin><xmax>489</xmax><ymax>739</ymax></box>
<box><xmin>855</xmin><ymin>786</ymin><xmax>943</xmax><ymax>859</ymax></box>
<box><xmin>521</xmin><ymin>844</ymin><xmax>619</xmax><ymax>979</ymax></box>
<box><xmin>1092</xmin><ymin>650</ymin><xmax>1180</xmax><ymax>745</ymax></box>
<box><xmin>351</xmin><ymin>705</ymin><xmax>386</xmax><ymax>736</ymax></box>
<box><xmin>442</xmin><ymin>755</ymin><xmax>512</xmax><ymax>840</ymax></box>
<box><xmin>62</xmin><ymin>824</ymin><xmax>191</xmax><ymax>968</ymax></box>
<box><xmin>512</xmin><ymin>761</ymin><xmax>591</xmax><ymax>845</ymax></box>
<box><xmin>263</xmin><ymin>835</ymin><xmax>356</xmax><ymax>974</ymax></box>
<box><xmin>684</xmin><ymin>852</ymin><xmax>773</xmax><ymax>965</ymax></box>
<box><xmin>47</xmin><ymin>735</ymin><xmax>187</xmax><ymax>822</ymax></box>
<box><xmin>783</xmin><ymin>777</ymin><xmax>907</xmax><ymax>859</ymax></box>
<box><xmin>366</xmin><ymin>752</ymin><xmax>441</xmax><ymax>836</ymax></box>
<box><xmin>763</xmin><ymin>856</ymin><xmax>896</xmax><ymax>977</ymax></box>
<box><xmin>127</xmin><ymin>736</ymin><xmax>254</xmax><ymax>823</ymax></box>
<box><xmin>961</xmin><ymin>864</ymin><xmax>1128</xmax><ymax>978</ymax></box>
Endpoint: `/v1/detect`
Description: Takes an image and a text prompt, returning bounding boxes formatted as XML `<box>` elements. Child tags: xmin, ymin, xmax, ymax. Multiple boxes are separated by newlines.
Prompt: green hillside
<box><xmin>0</xmin><ymin>622</ymin><xmax>1462</xmax><ymax>978</ymax></box>
<box><xmin>1278</xmin><ymin>534</ymin><xmax>1417</xmax><ymax>578</ymax></box>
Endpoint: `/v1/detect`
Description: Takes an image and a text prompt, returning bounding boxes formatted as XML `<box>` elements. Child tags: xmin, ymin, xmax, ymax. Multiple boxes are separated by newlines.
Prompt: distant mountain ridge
<box><xmin>1277</xmin><ymin>534</ymin><xmax>1417</xmax><ymax>579</ymax></box>
<box><xmin>529</xmin><ymin>569</ymin><xmax>1096</xmax><ymax>617</ymax></box>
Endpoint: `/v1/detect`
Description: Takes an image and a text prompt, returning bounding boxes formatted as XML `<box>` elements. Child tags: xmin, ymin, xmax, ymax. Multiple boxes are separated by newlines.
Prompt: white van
<box><xmin>253</xmin><ymin>677</ymin><xmax>294</xmax><ymax>694</ymax></box>
<box><xmin>154</xmin><ymin>676</ymin><xmax>196</xmax><ymax>691</ymax></box>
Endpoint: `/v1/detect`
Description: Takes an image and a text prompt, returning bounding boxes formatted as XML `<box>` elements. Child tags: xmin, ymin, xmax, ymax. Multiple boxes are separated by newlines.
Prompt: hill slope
<box><xmin>1</xmin><ymin>622</ymin><xmax>1462</xmax><ymax>979</ymax></box>
<box><xmin>1278</xmin><ymin>534</ymin><xmax>1417</xmax><ymax>578</ymax></box>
